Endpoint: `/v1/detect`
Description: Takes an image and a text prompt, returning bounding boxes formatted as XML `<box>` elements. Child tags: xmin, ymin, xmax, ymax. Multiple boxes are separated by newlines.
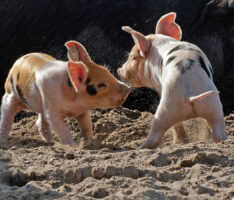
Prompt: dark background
<box><xmin>0</xmin><ymin>0</ymin><xmax>233</xmax><ymax>115</ymax></box>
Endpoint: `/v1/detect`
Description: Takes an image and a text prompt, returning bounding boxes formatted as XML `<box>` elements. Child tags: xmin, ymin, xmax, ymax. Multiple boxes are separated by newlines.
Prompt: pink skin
<box><xmin>118</xmin><ymin>12</ymin><xmax>227</xmax><ymax>149</ymax></box>
<box><xmin>0</xmin><ymin>41</ymin><xmax>131</xmax><ymax>146</ymax></box>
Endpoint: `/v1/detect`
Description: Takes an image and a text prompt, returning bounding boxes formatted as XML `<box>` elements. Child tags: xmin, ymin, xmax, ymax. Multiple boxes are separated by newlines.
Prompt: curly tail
<box><xmin>189</xmin><ymin>91</ymin><xmax>219</xmax><ymax>103</ymax></box>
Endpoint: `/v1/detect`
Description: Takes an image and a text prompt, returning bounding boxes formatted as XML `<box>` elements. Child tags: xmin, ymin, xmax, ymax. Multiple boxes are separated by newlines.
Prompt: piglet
<box><xmin>0</xmin><ymin>41</ymin><xmax>131</xmax><ymax>146</ymax></box>
<box><xmin>118</xmin><ymin>12</ymin><xmax>227</xmax><ymax>149</ymax></box>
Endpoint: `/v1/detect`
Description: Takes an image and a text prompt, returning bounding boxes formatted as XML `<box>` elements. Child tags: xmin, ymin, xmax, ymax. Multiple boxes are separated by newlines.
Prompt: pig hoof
<box><xmin>63</xmin><ymin>140</ymin><xmax>77</xmax><ymax>147</ymax></box>
<box><xmin>70</xmin><ymin>141</ymin><xmax>77</xmax><ymax>147</ymax></box>
<box><xmin>173</xmin><ymin>137</ymin><xmax>188</xmax><ymax>145</ymax></box>
<box><xmin>40</xmin><ymin>135</ymin><xmax>53</xmax><ymax>143</ymax></box>
<box><xmin>78</xmin><ymin>137</ymin><xmax>93</xmax><ymax>149</ymax></box>
<box><xmin>140</xmin><ymin>140</ymin><xmax>162</xmax><ymax>149</ymax></box>
<box><xmin>0</xmin><ymin>134</ymin><xmax>7</xmax><ymax>144</ymax></box>
<box><xmin>214</xmin><ymin>134</ymin><xmax>227</xmax><ymax>143</ymax></box>
<box><xmin>139</xmin><ymin>144</ymin><xmax>146</xmax><ymax>149</ymax></box>
<box><xmin>140</xmin><ymin>142</ymin><xmax>152</xmax><ymax>149</ymax></box>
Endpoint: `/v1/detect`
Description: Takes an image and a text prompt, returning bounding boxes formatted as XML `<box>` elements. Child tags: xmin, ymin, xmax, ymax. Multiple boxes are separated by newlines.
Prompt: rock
<box><xmin>91</xmin><ymin>168</ymin><xmax>105</xmax><ymax>179</ymax></box>
<box><xmin>206</xmin><ymin>152</ymin><xmax>221</xmax><ymax>164</ymax></box>
<box><xmin>211</xmin><ymin>166</ymin><xmax>220</xmax><ymax>172</ymax></box>
<box><xmin>105</xmin><ymin>166</ymin><xmax>123</xmax><ymax>178</ymax></box>
<box><xmin>80</xmin><ymin>167</ymin><xmax>91</xmax><ymax>179</ymax></box>
<box><xmin>179</xmin><ymin>159</ymin><xmax>194</xmax><ymax>168</ymax></box>
<box><xmin>92</xmin><ymin>187</ymin><xmax>109</xmax><ymax>198</ymax></box>
<box><xmin>123</xmin><ymin>166</ymin><xmax>138</xmax><ymax>179</ymax></box>
<box><xmin>103</xmin><ymin>154</ymin><xmax>112</xmax><ymax>160</ymax></box>
<box><xmin>8</xmin><ymin>169</ymin><xmax>28</xmax><ymax>187</ymax></box>
<box><xmin>123</xmin><ymin>189</ymin><xmax>133</xmax><ymax>195</ymax></box>
<box><xmin>64</xmin><ymin>169</ymin><xmax>83</xmax><ymax>184</ymax></box>
<box><xmin>65</xmin><ymin>153</ymin><xmax>75</xmax><ymax>160</ymax></box>
<box><xmin>172</xmin><ymin>183</ymin><xmax>189</xmax><ymax>196</ymax></box>
<box><xmin>157</xmin><ymin>171</ymin><xmax>170</xmax><ymax>182</ymax></box>
<box><xmin>150</xmin><ymin>155</ymin><xmax>172</xmax><ymax>167</ymax></box>
<box><xmin>192</xmin><ymin>152</ymin><xmax>206</xmax><ymax>163</ymax></box>
<box><xmin>63</xmin><ymin>184</ymin><xmax>72</xmax><ymax>192</ymax></box>
<box><xmin>197</xmin><ymin>185</ymin><xmax>216</xmax><ymax>195</ymax></box>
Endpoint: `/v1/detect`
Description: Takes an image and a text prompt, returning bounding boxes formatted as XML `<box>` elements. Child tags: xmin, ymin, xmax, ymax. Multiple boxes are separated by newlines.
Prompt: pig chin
<box><xmin>118</xmin><ymin>67</ymin><xmax>129</xmax><ymax>82</ymax></box>
<box><xmin>118</xmin><ymin>72</ymin><xmax>134</xmax><ymax>87</ymax></box>
<box><xmin>118</xmin><ymin>72</ymin><xmax>127</xmax><ymax>82</ymax></box>
<box><xmin>109</xmin><ymin>87</ymin><xmax>132</xmax><ymax>108</ymax></box>
<box><xmin>120</xmin><ymin>87</ymin><xmax>132</xmax><ymax>103</ymax></box>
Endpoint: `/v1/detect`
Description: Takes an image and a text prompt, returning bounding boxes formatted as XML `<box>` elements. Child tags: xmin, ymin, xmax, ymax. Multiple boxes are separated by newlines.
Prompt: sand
<box><xmin>0</xmin><ymin>107</ymin><xmax>233</xmax><ymax>200</ymax></box>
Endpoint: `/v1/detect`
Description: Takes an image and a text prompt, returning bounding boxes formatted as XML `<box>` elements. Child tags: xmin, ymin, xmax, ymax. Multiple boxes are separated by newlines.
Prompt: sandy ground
<box><xmin>0</xmin><ymin>107</ymin><xmax>233</xmax><ymax>200</ymax></box>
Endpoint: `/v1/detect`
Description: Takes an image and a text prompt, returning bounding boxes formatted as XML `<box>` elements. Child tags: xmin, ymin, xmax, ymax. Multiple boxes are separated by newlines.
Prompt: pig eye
<box><xmin>98</xmin><ymin>82</ymin><xmax>106</xmax><ymax>88</ymax></box>
<box><xmin>131</xmin><ymin>55</ymin><xmax>137</xmax><ymax>60</ymax></box>
<box><xmin>138</xmin><ymin>50</ymin><xmax>144</xmax><ymax>58</ymax></box>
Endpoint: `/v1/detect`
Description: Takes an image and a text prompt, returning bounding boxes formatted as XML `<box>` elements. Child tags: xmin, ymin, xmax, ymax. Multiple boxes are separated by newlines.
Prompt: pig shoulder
<box><xmin>35</xmin><ymin>61</ymin><xmax>78</xmax><ymax>110</ymax></box>
<box><xmin>158</xmin><ymin>40</ymin><xmax>213</xmax><ymax>79</ymax></box>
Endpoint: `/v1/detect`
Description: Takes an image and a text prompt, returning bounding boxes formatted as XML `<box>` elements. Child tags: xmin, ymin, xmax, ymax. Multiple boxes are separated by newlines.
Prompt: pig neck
<box><xmin>145</xmin><ymin>45</ymin><xmax>163</xmax><ymax>96</ymax></box>
<box><xmin>145</xmin><ymin>35</ymin><xmax>176</xmax><ymax>96</ymax></box>
<box><xmin>45</xmin><ymin>61</ymin><xmax>88</xmax><ymax>116</ymax></box>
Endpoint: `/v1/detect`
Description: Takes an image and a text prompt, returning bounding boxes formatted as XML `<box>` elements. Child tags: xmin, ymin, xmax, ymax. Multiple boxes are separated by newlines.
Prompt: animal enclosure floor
<box><xmin>0</xmin><ymin>107</ymin><xmax>233</xmax><ymax>199</ymax></box>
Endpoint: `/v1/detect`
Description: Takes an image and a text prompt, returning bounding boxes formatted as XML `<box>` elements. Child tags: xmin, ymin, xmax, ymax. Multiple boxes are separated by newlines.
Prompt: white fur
<box><xmin>0</xmin><ymin>61</ymin><xmax>82</xmax><ymax>146</ymax></box>
<box><xmin>119</xmin><ymin>33</ymin><xmax>227</xmax><ymax>149</ymax></box>
<box><xmin>141</xmin><ymin>34</ymin><xmax>227</xmax><ymax>148</ymax></box>
<box><xmin>0</xmin><ymin>54</ymin><xmax>130</xmax><ymax>146</ymax></box>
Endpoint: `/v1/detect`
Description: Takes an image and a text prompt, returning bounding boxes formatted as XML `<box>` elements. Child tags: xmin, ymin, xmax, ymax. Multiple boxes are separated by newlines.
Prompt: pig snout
<box><xmin>115</xmin><ymin>81</ymin><xmax>132</xmax><ymax>105</ymax></box>
<box><xmin>117</xmin><ymin>68</ymin><xmax>126</xmax><ymax>82</ymax></box>
<box><xmin>117</xmin><ymin>68</ymin><xmax>121</xmax><ymax>77</ymax></box>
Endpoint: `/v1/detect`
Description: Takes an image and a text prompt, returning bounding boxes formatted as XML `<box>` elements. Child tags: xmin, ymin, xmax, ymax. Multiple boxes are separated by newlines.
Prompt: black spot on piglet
<box><xmin>16</xmin><ymin>85</ymin><xmax>28</xmax><ymax>105</ymax></box>
<box><xmin>167</xmin><ymin>45</ymin><xmax>183</xmax><ymax>55</ymax></box>
<box><xmin>98</xmin><ymin>82</ymin><xmax>106</xmax><ymax>88</ymax></box>
<box><xmin>87</xmin><ymin>85</ymin><xmax>97</xmax><ymax>96</ymax></box>
<box><xmin>166</xmin><ymin>56</ymin><xmax>176</xmax><ymax>65</ymax></box>
<box><xmin>198</xmin><ymin>56</ymin><xmax>211</xmax><ymax>78</ymax></box>
<box><xmin>176</xmin><ymin>59</ymin><xmax>194</xmax><ymax>73</ymax></box>
<box><xmin>17</xmin><ymin>72</ymin><xmax>20</xmax><ymax>81</ymax></box>
<box><xmin>10</xmin><ymin>75</ymin><xmax>13</xmax><ymax>85</ymax></box>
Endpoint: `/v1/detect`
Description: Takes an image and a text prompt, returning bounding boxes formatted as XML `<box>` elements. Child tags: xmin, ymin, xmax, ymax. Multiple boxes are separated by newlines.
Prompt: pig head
<box><xmin>118</xmin><ymin>12</ymin><xmax>227</xmax><ymax>149</ymax></box>
<box><xmin>0</xmin><ymin>41</ymin><xmax>131</xmax><ymax>146</ymax></box>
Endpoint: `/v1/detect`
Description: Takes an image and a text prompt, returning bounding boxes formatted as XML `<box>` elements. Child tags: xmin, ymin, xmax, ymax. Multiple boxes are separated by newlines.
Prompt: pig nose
<box><xmin>117</xmin><ymin>68</ymin><xmax>121</xmax><ymax>77</ymax></box>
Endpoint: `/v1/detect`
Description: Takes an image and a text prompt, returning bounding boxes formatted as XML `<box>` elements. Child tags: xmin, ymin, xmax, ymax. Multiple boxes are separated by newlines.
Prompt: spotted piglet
<box><xmin>0</xmin><ymin>41</ymin><xmax>131</xmax><ymax>146</ymax></box>
<box><xmin>118</xmin><ymin>12</ymin><xmax>227</xmax><ymax>149</ymax></box>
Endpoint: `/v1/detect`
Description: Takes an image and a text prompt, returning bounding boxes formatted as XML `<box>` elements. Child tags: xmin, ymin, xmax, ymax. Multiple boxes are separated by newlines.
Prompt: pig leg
<box><xmin>36</xmin><ymin>113</ymin><xmax>53</xmax><ymax>143</ymax></box>
<box><xmin>44</xmin><ymin>110</ymin><xmax>76</xmax><ymax>146</ymax></box>
<box><xmin>140</xmin><ymin>117</ymin><xmax>165</xmax><ymax>149</ymax></box>
<box><xmin>0</xmin><ymin>93</ymin><xmax>25</xmax><ymax>143</ymax></box>
<box><xmin>198</xmin><ymin>97</ymin><xmax>227</xmax><ymax>142</ymax></box>
<box><xmin>172</xmin><ymin>122</ymin><xmax>188</xmax><ymax>144</ymax></box>
<box><xmin>206</xmin><ymin>117</ymin><xmax>227</xmax><ymax>142</ymax></box>
<box><xmin>75</xmin><ymin>111</ymin><xmax>93</xmax><ymax>138</ymax></box>
<box><xmin>140</xmin><ymin>97</ymin><xmax>182</xmax><ymax>149</ymax></box>
<box><xmin>75</xmin><ymin>111</ymin><xmax>93</xmax><ymax>148</ymax></box>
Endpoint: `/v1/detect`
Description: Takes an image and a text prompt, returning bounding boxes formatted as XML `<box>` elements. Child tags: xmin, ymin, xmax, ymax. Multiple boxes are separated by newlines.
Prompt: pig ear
<box><xmin>155</xmin><ymin>12</ymin><xmax>182</xmax><ymax>40</ymax></box>
<box><xmin>65</xmin><ymin>40</ymin><xmax>91</xmax><ymax>62</ymax></box>
<box><xmin>122</xmin><ymin>26</ymin><xmax>151</xmax><ymax>57</ymax></box>
<box><xmin>67</xmin><ymin>62</ymin><xmax>88</xmax><ymax>92</ymax></box>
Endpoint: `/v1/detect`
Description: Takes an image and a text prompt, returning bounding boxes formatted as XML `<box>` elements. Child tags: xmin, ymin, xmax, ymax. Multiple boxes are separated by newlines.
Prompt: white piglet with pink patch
<box><xmin>118</xmin><ymin>12</ymin><xmax>227</xmax><ymax>149</ymax></box>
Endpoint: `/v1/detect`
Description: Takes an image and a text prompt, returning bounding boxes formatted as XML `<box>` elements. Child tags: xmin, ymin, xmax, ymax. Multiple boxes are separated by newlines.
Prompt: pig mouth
<box><xmin>118</xmin><ymin>68</ymin><xmax>128</xmax><ymax>83</ymax></box>
<box><xmin>122</xmin><ymin>87</ymin><xmax>133</xmax><ymax>101</ymax></box>
<box><xmin>118</xmin><ymin>73</ymin><xmax>136</xmax><ymax>88</ymax></box>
